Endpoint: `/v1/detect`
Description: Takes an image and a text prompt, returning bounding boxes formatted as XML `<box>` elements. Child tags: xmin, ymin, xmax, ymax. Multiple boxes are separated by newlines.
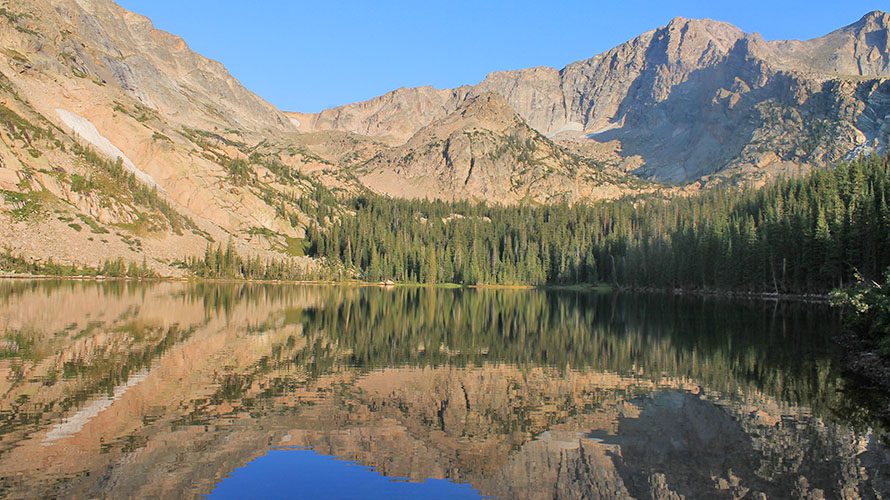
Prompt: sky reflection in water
<box><xmin>0</xmin><ymin>280</ymin><xmax>887</xmax><ymax>498</ymax></box>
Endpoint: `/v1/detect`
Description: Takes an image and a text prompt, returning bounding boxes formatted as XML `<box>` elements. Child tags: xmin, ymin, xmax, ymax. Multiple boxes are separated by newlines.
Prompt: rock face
<box><xmin>294</xmin><ymin>12</ymin><xmax>890</xmax><ymax>183</ymax></box>
<box><xmin>43</xmin><ymin>0</ymin><xmax>293</xmax><ymax>134</ymax></box>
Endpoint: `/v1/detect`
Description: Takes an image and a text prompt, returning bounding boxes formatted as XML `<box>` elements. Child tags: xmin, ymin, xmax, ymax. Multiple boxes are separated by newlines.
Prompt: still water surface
<box><xmin>0</xmin><ymin>280</ymin><xmax>887</xmax><ymax>498</ymax></box>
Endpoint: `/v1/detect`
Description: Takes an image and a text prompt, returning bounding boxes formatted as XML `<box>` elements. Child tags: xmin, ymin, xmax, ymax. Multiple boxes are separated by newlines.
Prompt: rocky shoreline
<box><xmin>834</xmin><ymin>331</ymin><xmax>890</xmax><ymax>429</ymax></box>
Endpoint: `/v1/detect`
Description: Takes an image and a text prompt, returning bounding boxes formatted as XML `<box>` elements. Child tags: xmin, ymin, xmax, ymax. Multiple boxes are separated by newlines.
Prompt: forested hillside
<box><xmin>305</xmin><ymin>156</ymin><xmax>890</xmax><ymax>293</ymax></box>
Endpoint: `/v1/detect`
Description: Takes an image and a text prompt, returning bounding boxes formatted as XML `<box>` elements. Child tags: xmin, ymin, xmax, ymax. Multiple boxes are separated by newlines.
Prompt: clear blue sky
<box><xmin>116</xmin><ymin>1</ymin><xmax>887</xmax><ymax>113</ymax></box>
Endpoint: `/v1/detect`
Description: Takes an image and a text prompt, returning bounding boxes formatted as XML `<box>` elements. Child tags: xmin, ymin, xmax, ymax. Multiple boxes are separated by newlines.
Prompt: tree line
<box><xmin>0</xmin><ymin>249</ymin><xmax>155</xmax><ymax>278</ymax></box>
<box><xmin>181</xmin><ymin>240</ymin><xmax>335</xmax><ymax>282</ymax></box>
<box><xmin>303</xmin><ymin>155</ymin><xmax>890</xmax><ymax>293</ymax></box>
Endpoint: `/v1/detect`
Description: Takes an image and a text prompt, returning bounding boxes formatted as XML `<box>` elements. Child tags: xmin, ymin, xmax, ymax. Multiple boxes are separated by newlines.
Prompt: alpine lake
<box><xmin>0</xmin><ymin>280</ymin><xmax>888</xmax><ymax>498</ymax></box>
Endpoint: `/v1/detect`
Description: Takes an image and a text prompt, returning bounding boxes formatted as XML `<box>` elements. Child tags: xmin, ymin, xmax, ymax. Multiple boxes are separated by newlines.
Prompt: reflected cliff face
<box><xmin>0</xmin><ymin>280</ymin><xmax>887</xmax><ymax>499</ymax></box>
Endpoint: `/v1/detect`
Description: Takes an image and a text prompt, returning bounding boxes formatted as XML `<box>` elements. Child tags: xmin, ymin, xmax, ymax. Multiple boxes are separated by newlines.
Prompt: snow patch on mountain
<box><xmin>56</xmin><ymin>109</ymin><xmax>161</xmax><ymax>190</ymax></box>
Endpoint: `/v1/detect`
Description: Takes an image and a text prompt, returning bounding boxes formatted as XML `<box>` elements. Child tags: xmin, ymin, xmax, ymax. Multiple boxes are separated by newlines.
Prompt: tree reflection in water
<box><xmin>0</xmin><ymin>280</ymin><xmax>886</xmax><ymax>498</ymax></box>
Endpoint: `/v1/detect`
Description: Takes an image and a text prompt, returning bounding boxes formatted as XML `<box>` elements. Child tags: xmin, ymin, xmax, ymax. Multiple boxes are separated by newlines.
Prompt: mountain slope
<box><xmin>0</xmin><ymin>0</ymin><xmax>335</xmax><ymax>274</ymax></box>
<box><xmin>17</xmin><ymin>0</ymin><xmax>294</xmax><ymax>134</ymax></box>
<box><xmin>358</xmin><ymin>93</ymin><xmax>652</xmax><ymax>203</ymax></box>
<box><xmin>293</xmin><ymin>11</ymin><xmax>890</xmax><ymax>184</ymax></box>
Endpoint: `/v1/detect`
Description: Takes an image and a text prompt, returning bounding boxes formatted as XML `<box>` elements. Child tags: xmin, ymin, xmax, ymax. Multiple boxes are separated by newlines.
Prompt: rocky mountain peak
<box><xmin>648</xmin><ymin>16</ymin><xmax>751</xmax><ymax>70</ymax></box>
<box><xmin>401</xmin><ymin>92</ymin><xmax>531</xmax><ymax>152</ymax></box>
<box><xmin>448</xmin><ymin>93</ymin><xmax>521</xmax><ymax>131</ymax></box>
<box><xmin>846</xmin><ymin>10</ymin><xmax>890</xmax><ymax>32</ymax></box>
<box><xmin>661</xmin><ymin>16</ymin><xmax>746</xmax><ymax>46</ymax></box>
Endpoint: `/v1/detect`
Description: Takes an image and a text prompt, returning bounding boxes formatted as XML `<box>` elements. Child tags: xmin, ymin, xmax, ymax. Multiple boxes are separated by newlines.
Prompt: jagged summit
<box><xmin>293</xmin><ymin>11</ymin><xmax>890</xmax><ymax>183</ymax></box>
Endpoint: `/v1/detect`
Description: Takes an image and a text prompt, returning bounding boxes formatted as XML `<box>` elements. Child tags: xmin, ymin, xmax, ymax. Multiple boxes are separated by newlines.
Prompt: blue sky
<box><xmin>117</xmin><ymin>1</ymin><xmax>887</xmax><ymax>113</ymax></box>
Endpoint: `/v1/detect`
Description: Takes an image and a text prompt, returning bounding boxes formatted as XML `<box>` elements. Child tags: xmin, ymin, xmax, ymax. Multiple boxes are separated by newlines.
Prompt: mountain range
<box><xmin>293</xmin><ymin>11</ymin><xmax>890</xmax><ymax>184</ymax></box>
<box><xmin>0</xmin><ymin>0</ymin><xmax>888</xmax><ymax>273</ymax></box>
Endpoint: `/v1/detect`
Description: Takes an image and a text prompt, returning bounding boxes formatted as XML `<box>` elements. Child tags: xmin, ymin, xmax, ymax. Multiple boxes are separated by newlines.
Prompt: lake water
<box><xmin>0</xmin><ymin>280</ymin><xmax>887</xmax><ymax>498</ymax></box>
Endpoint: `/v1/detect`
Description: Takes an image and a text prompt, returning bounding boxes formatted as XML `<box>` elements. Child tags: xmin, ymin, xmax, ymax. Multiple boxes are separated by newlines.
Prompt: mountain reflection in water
<box><xmin>0</xmin><ymin>280</ymin><xmax>887</xmax><ymax>499</ymax></box>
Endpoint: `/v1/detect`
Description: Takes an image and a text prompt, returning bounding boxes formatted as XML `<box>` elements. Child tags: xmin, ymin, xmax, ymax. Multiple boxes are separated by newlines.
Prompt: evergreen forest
<box><xmin>304</xmin><ymin>155</ymin><xmax>890</xmax><ymax>293</ymax></box>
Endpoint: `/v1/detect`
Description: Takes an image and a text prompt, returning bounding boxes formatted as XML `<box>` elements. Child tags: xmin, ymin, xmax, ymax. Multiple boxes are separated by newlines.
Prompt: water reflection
<box><xmin>0</xmin><ymin>280</ymin><xmax>887</xmax><ymax>498</ymax></box>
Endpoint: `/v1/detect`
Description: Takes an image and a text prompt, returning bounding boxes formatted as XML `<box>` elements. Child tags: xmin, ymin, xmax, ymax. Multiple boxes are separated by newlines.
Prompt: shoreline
<box><xmin>619</xmin><ymin>285</ymin><xmax>831</xmax><ymax>303</ymax></box>
<box><xmin>0</xmin><ymin>273</ymin><xmax>832</xmax><ymax>300</ymax></box>
<box><xmin>834</xmin><ymin>331</ymin><xmax>890</xmax><ymax>422</ymax></box>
